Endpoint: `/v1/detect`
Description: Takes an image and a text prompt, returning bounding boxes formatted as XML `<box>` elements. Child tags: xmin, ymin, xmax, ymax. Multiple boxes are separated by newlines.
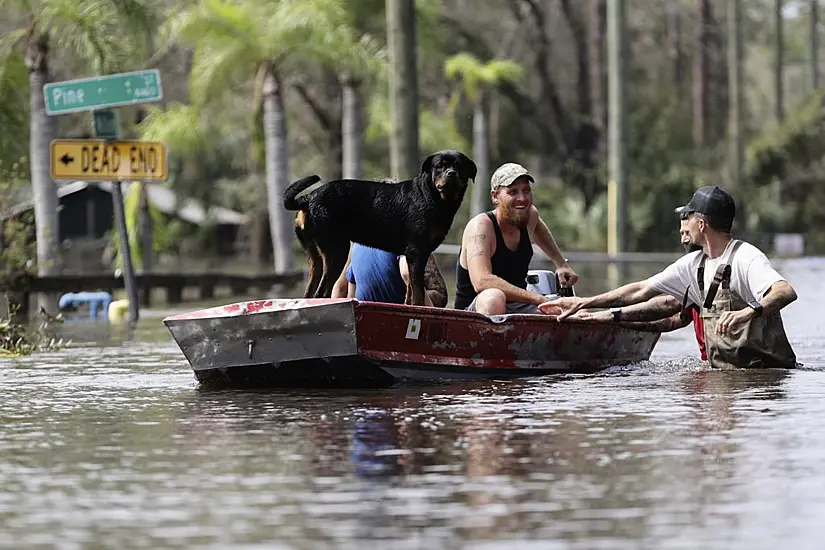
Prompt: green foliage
<box><xmin>747</xmin><ymin>89</ymin><xmax>825</xmax><ymax>186</ymax></box>
<box><xmin>0</xmin><ymin>159</ymin><xmax>35</xmax><ymax>288</ymax></box>
<box><xmin>0</xmin><ymin>53</ymin><xmax>29</xmax><ymax>168</ymax></box>
<box><xmin>365</xmin><ymin>90</ymin><xmax>469</xmax><ymax>171</ymax></box>
<box><xmin>444</xmin><ymin>53</ymin><xmax>523</xmax><ymax>105</ymax></box>
<box><xmin>2</xmin><ymin>0</ymin><xmax>160</xmax><ymax>74</ymax></box>
<box><xmin>743</xmin><ymin>89</ymin><xmax>825</xmax><ymax>252</ymax></box>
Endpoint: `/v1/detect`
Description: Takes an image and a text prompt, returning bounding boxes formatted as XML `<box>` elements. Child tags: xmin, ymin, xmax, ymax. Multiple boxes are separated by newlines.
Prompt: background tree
<box><xmin>444</xmin><ymin>53</ymin><xmax>523</xmax><ymax>216</ymax></box>
<box><xmin>0</xmin><ymin>0</ymin><xmax>158</xmax><ymax>311</ymax></box>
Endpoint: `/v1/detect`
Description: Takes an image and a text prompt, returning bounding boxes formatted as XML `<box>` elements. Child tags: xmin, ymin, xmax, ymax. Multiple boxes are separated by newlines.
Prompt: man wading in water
<box><xmin>549</xmin><ymin>186</ymin><xmax>798</xmax><ymax>369</ymax></box>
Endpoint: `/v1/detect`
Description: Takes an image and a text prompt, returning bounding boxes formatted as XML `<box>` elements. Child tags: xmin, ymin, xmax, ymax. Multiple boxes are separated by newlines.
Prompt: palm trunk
<box><xmin>341</xmin><ymin>78</ymin><xmax>363</xmax><ymax>180</ymax></box>
<box><xmin>25</xmin><ymin>32</ymin><xmax>60</xmax><ymax>314</ymax></box>
<box><xmin>775</xmin><ymin>0</ymin><xmax>784</xmax><ymax>121</ymax></box>
<box><xmin>262</xmin><ymin>68</ymin><xmax>294</xmax><ymax>273</ymax></box>
<box><xmin>471</xmin><ymin>100</ymin><xmax>490</xmax><ymax>216</ymax></box>
<box><xmin>386</xmin><ymin>0</ymin><xmax>420</xmax><ymax>179</ymax></box>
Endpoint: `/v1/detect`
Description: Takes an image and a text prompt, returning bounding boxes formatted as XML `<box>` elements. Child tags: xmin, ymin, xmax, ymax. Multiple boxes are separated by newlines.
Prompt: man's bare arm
<box><xmin>616</xmin><ymin>295</ymin><xmax>683</xmax><ymax>322</ymax></box>
<box><xmin>531</xmin><ymin>209</ymin><xmax>569</xmax><ymax>268</ymax></box>
<box><xmin>759</xmin><ymin>280</ymin><xmax>797</xmax><ymax>315</ymax></box>
<box><xmin>583</xmin><ymin>281</ymin><xmax>662</xmax><ymax>309</ymax></box>
<box><xmin>464</xmin><ymin>216</ymin><xmax>547</xmax><ymax>305</ymax></box>
<box><xmin>618</xmin><ymin>314</ymin><xmax>692</xmax><ymax>332</ymax></box>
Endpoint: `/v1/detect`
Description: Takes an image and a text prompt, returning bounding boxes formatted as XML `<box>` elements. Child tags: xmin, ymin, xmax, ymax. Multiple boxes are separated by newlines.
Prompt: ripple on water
<box><xmin>1</xmin><ymin>259</ymin><xmax>825</xmax><ymax>549</ymax></box>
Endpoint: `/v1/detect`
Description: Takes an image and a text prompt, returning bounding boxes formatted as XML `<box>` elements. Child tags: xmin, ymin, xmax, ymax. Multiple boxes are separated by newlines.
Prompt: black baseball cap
<box><xmin>674</xmin><ymin>186</ymin><xmax>736</xmax><ymax>230</ymax></box>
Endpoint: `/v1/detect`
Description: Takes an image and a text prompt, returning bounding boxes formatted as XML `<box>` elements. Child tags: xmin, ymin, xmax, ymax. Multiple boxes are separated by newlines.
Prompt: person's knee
<box><xmin>475</xmin><ymin>289</ymin><xmax>507</xmax><ymax>315</ymax></box>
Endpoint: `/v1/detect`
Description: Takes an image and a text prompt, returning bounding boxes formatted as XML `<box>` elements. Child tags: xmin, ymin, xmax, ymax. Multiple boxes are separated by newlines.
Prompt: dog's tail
<box><xmin>283</xmin><ymin>175</ymin><xmax>322</xmax><ymax>211</ymax></box>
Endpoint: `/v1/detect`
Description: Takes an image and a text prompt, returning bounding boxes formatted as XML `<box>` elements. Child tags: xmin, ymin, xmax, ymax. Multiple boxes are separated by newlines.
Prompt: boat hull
<box><xmin>164</xmin><ymin>299</ymin><xmax>660</xmax><ymax>388</ymax></box>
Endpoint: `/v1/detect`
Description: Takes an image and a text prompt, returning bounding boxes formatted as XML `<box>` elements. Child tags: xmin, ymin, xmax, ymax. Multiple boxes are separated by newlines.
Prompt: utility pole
<box><xmin>386</xmin><ymin>0</ymin><xmax>420</xmax><ymax>180</ymax></box>
<box><xmin>607</xmin><ymin>0</ymin><xmax>628</xmax><ymax>263</ymax></box>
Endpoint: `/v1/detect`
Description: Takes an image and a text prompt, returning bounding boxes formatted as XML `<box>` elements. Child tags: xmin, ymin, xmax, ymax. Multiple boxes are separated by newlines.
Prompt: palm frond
<box><xmin>445</xmin><ymin>53</ymin><xmax>524</xmax><ymax>104</ymax></box>
<box><xmin>189</xmin><ymin>40</ymin><xmax>256</xmax><ymax>105</ymax></box>
<box><xmin>40</xmin><ymin>0</ymin><xmax>161</xmax><ymax>72</ymax></box>
<box><xmin>137</xmin><ymin>101</ymin><xmax>206</xmax><ymax>157</ymax></box>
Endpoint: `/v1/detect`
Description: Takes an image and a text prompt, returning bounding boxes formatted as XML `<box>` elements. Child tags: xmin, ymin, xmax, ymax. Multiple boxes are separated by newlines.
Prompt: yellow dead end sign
<box><xmin>50</xmin><ymin>139</ymin><xmax>168</xmax><ymax>181</ymax></box>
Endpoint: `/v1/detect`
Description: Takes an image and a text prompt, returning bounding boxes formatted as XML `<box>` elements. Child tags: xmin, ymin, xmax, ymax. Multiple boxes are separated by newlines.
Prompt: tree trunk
<box><xmin>728</xmin><ymin>0</ymin><xmax>744</xmax><ymax>198</ymax></box>
<box><xmin>775</xmin><ymin>0</ymin><xmax>784</xmax><ymax>121</ymax></box>
<box><xmin>341</xmin><ymin>78</ymin><xmax>363</xmax><ymax>180</ymax></box>
<box><xmin>386</xmin><ymin>0</ymin><xmax>420</xmax><ymax>179</ymax></box>
<box><xmin>262</xmin><ymin>68</ymin><xmax>294</xmax><ymax>273</ymax></box>
<box><xmin>25</xmin><ymin>31</ymin><xmax>60</xmax><ymax>314</ymax></box>
<box><xmin>693</xmin><ymin>0</ymin><xmax>711</xmax><ymax>148</ymax></box>
<box><xmin>812</xmin><ymin>0</ymin><xmax>820</xmax><ymax>90</ymax></box>
<box><xmin>589</xmin><ymin>0</ymin><xmax>607</xmax><ymax>133</ymax></box>
<box><xmin>471</xmin><ymin>100</ymin><xmax>490</xmax><ymax>216</ymax></box>
<box><xmin>668</xmin><ymin>4</ymin><xmax>686</xmax><ymax>96</ymax></box>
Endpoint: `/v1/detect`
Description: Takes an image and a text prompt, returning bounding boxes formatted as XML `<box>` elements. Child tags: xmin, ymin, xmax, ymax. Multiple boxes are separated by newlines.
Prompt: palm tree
<box><xmin>166</xmin><ymin>0</ymin><xmax>376</xmax><ymax>274</ymax></box>
<box><xmin>444</xmin><ymin>53</ymin><xmax>523</xmax><ymax>216</ymax></box>
<box><xmin>0</xmin><ymin>0</ymin><xmax>157</xmax><ymax>312</ymax></box>
<box><xmin>337</xmin><ymin>35</ymin><xmax>385</xmax><ymax>180</ymax></box>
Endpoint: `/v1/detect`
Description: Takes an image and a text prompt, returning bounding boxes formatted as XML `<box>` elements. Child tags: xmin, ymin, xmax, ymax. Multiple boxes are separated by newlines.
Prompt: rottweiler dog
<box><xmin>283</xmin><ymin>150</ymin><xmax>477</xmax><ymax>306</ymax></box>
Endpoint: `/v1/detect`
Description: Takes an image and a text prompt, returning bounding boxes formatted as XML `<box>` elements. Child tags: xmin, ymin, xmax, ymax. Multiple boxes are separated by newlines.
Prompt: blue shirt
<box><xmin>345</xmin><ymin>244</ymin><xmax>407</xmax><ymax>304</ymax></box>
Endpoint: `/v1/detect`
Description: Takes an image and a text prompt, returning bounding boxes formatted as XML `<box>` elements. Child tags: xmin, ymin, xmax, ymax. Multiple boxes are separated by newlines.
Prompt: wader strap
<box><xmin>700</xmin><ymin>240</ymin><xmax>743</xmax><ymax>309</ymax></box>
<box><xmin>679</xmin><ymin>286</ymin><xmax>694</xmax><ymax>323</ymax></box>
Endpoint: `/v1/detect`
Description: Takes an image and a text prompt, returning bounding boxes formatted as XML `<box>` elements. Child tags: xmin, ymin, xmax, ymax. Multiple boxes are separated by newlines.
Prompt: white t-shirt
<box><xmin>647</xmin><ymin>240</ymin><xmax>786</xmax><ymax>307</ymax></box>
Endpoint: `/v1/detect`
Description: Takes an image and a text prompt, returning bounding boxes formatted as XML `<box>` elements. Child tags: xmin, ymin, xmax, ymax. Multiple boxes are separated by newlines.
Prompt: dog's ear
<box><xmin>460</xmin><ymin>153</ymin><xmax>478</xmax><ymax>182</ymax></box>
<box><xmin>420</xmin><ymin>153</ymin><xmax>437</xmax><ymax>175</ymax></box>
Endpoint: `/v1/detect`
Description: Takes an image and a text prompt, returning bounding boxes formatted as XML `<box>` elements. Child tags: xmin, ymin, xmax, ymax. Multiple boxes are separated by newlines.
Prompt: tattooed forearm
<box><xmin>616</xmin><ymin>295</ymin><xmax>683</xmax><ymax>322</ymax></box>
<box><xmin>618</xmin><ymin>315</ymin><xmax>686</xmax><ymax>333</ymax></box>
<box><xmin>424</xmin><ymin>255</ymin><xmax>448</xmax><ymax>308</ymax></box>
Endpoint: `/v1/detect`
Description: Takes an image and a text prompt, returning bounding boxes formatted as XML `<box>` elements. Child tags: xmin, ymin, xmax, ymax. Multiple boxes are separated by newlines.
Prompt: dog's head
<box><xmin>421</xmin><ymin>150</ymin><xmax>477</xmax><ymax>202</ymax></box>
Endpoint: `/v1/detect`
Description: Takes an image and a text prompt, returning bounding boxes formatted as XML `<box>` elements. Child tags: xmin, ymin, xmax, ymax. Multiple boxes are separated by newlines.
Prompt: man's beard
<box><xmin>501</xmin><ymin>202</ymin><xmax>530</xmax><ymax>228</ymax></box>
<box><xmin>683</xmin><ymin>242</ymin><xmax>702</xmax><ymax>253</ymax></box>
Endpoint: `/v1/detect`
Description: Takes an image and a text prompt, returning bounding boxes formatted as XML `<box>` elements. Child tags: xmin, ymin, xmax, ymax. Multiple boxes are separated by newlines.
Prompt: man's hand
<box><xmin>716</xmin><ymin>308</ymin><xmax>755</xmax><ymax>335</ymax></box>
<box><xmin>555</xmin><ymin>265</ymin><xmax>579</xmax><ymax>287</ymax></box>
<box><xmin>539</xmin><ymin>296</ymin><xmax>588</xmax><ymax>319</ymax></box>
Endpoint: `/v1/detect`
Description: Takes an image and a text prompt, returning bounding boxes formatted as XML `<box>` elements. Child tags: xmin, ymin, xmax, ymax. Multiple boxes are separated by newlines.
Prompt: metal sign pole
<box><xmin>94</xmin><ymin>109</ymin><xmax>139</xmax><ymax>325</ymax></box>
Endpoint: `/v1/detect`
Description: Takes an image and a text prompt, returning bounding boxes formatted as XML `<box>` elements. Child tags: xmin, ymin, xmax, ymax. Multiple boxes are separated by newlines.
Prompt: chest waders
<box><xmin>699</xmin><ymin>240</ymin><xmax>796</xmax><ymax>369</ymax></box>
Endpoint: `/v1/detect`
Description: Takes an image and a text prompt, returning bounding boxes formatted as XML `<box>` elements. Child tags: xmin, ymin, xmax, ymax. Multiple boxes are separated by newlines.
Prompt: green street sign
<box><xmin>43</xmin><ymin>69</ymin><xmax>163</xmax><ymax>115</ymax></box>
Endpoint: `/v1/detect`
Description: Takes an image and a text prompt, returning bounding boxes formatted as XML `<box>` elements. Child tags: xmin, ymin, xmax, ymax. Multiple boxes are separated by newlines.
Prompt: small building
<box><xmin>1</xmin><ymin>181</ymin><xmax>249</xmax><ymax>271</ymax></box>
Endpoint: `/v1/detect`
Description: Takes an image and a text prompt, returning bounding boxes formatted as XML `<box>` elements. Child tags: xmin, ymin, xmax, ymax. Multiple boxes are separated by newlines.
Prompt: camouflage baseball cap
<box><xmin>490</xmin><ymin>163</ymin><xmax>534</xmax><ymax>190</ymax></box>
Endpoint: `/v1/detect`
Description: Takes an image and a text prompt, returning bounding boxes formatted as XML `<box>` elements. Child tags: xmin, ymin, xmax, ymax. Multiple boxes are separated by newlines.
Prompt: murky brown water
<box><xmin>2</xmin><ymin>257</ymin><xmax>824</xmax><ymax>549</ymax></box>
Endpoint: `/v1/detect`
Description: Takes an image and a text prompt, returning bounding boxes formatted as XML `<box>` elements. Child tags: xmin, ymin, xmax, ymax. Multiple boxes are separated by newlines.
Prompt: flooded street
<box><xmin>2</xmin><ymin>257</ymin><xmax>825</xmax><ymax>549</ymax></box>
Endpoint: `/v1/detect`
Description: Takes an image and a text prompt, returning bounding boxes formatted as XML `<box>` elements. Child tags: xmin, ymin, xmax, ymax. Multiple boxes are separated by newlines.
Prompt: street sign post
<box><xmin>50</xmin><ymin>139</ymin><xmax>168</xmax><ymax>182</ymax></box>
<box><xmin>43</xmin><ymin>69</ymin><xmax>163</xmax><ymax>115</ymax></box>
<box><xmin>44</xmin><ymin>70</ymin><xmax>167</xmax><ymax>326</ymax></box>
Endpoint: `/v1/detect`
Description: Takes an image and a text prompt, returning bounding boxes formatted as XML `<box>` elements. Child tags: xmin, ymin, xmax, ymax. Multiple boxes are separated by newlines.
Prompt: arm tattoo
<box><xmin>469</xmin><ymin>232</ymin><xmax>487</xmax><ymax>258</ymax></box>
<box><xmin>424</xmin><ymin>255</ymin><xmax>448</xmax><ymax>308</ymax></box>
<box><xmin>619</xmin><ymin>315</ymin><xmax>687</xmax><ymax>333</ymax></box>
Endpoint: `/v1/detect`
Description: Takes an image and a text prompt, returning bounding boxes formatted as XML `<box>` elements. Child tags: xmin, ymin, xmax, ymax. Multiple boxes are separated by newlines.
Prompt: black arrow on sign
<box><xmin>59</xmin><ymin>153</ymin><xmax>74</xmax><ymax>165</ymax></box>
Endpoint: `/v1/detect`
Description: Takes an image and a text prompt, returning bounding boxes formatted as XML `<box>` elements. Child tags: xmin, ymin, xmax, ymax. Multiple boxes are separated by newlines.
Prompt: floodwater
<box><xmin>2</xmin><ymin>257</ymin><xmax>825</xmax><ymax>549</ymax></box>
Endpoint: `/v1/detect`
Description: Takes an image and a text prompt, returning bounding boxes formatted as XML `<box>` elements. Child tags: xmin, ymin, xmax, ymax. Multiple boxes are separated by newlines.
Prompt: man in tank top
<box><xmin>453</xmin><ymin>162</ymin><xmax>578</xmax><ymax>315</ymax></box>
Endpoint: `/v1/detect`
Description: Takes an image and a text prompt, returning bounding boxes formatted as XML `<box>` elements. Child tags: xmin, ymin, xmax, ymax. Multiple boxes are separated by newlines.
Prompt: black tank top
<box><xmin>454</xmin><ymin>212</ymin><xmax>533</xmax><ymax>309</ymax></box>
